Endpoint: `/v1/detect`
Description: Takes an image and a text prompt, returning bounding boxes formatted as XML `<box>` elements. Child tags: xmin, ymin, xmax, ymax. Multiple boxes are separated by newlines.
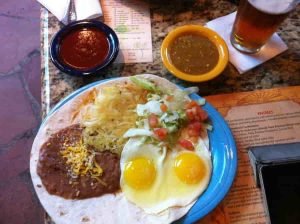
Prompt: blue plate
<box><xmin>42</xmin><ymin>78</ymin><xmax>237</xmax><ymax>223</ymax></box>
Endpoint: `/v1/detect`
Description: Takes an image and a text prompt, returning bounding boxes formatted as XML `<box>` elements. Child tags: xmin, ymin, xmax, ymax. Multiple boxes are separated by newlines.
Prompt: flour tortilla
<box><xmin>30</xmin><ymin>74</ymin><xmax>208</xmax><ymax>224</ymax></box>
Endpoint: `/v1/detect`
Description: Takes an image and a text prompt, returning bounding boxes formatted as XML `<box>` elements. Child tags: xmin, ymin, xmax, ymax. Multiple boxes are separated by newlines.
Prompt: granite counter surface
<box><xmin>41</xmin><ymin>0</ymin><xmax>300</xmax><ymax>117</ymax></box>
<box><xmin>39</xmin><ymin>1</ymin><xmax>299</xmax><ymax>223</ymax></box>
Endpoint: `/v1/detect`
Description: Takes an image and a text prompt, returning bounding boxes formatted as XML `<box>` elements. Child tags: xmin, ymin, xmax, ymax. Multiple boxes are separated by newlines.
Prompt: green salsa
<box><xmin>169</xmin><ymin>32</ymin><xmax>219</xmax><ymax>75</ymax></box>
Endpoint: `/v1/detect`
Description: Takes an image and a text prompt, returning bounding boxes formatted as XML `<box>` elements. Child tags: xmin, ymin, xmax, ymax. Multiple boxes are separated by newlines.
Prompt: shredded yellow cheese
<box><xmin>60</xmin><ymin>140</ymin><xmax>103</xmax><ymax>179</ymax></box>
<box><xmin>82</xmin><ymin>83</ymin><xmax>148</xmax><ymax>155</ymax></box>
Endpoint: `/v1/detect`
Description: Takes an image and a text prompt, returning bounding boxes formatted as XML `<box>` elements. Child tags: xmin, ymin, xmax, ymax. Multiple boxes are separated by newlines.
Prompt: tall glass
<box><xmin>230</xmin><ymin>0</ymin><xmax>299</xmax><ymax>54</ymax></box>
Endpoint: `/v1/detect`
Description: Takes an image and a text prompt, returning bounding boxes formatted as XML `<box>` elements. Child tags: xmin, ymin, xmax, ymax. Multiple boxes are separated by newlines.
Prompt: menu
<box><xmin>199</xmin><ymin>86</ymin><xmax>300</xmax><ymax>224</ymax></box>
<box><xmin>100</xmin><ymin>0</ymin><xmax>153</xmax><ymax>63</ymax></box>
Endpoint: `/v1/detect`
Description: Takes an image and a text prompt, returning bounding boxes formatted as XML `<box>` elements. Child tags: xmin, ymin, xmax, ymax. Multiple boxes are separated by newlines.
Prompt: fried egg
<box><xmin>120</xmin><ymin>137</ymin><xmax>212</xmax><ymax>214</ymax></box>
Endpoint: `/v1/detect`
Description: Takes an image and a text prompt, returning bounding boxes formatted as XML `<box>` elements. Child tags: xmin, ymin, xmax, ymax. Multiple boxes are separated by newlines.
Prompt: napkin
<box><xmin>37</xmin><ymin>0</ymin><xmax>103</xmax><ymax>24</ymax></box>
<box><xmin>74</xmin><ymin>0</ymin><xmax>103</xmax><ymax>21</ymax></box>
<box><xmin>38</xmin><ymin>0</ymin><xmax>70</xmax><ymax>23</ymax></box>
<box><xmin>206</xmin><ymin>12</ymin><xmax>288</xmax><ymax>74</ymax></box>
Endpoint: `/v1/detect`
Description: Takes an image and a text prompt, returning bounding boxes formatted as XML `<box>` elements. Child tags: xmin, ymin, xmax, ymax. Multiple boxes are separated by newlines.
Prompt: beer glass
<box><xmin>230</xmin><ymin>0</ymin><xmax>299</xmax><ymax>54</ymax></box>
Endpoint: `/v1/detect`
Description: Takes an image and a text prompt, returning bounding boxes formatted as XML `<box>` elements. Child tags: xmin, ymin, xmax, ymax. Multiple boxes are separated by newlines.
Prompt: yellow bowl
<box><xmin>161</xmin><ymin>25</ymin><xmax>229</xmax><ymax>82</ymax></box>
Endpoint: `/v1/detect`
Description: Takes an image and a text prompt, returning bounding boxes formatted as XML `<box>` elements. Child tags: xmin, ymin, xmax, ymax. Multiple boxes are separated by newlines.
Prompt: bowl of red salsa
<box><xmin>50</xmin><ymin>20</ymin><xmax>119</xmax><ymax>76</ymax></box>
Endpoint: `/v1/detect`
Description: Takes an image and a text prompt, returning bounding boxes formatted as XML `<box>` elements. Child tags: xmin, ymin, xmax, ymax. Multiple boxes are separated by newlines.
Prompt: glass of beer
<box><xmin>230</xmin><ymin>0</ymin><xmax>299</xmax><ymax>54</ymax></box>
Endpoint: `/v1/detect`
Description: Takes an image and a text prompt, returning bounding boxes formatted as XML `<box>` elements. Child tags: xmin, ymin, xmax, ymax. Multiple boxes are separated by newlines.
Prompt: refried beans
<box><xmin>37</xmin><ymin>124</ymin><xmax>121</xmax><ymax>199</ymax></box>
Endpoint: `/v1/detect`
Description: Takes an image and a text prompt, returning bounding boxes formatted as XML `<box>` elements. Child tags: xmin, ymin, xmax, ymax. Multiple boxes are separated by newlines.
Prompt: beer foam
<box><xmin>249</xmin><ymin>0</ymin><xmax>296</xmax><ymax>14</ymax></box>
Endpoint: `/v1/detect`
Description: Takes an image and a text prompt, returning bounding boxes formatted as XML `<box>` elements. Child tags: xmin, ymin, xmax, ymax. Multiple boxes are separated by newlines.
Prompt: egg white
<box><xmin>120</xmin><ymin>134</ymin><xmax>212</xmax><ymax>214</ymax></box>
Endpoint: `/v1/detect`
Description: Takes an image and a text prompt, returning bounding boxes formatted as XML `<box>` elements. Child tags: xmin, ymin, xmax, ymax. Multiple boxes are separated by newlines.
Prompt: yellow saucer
<box><xmin>161</xmin><ymin>25</ymin><xmax>229</xmax><ymax>82</ymax></box>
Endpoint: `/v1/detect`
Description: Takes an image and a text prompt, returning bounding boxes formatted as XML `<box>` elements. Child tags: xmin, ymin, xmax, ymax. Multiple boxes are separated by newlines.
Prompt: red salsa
<box><xmin>59</xmin><ymin>27</ymin><xmax>109</xmax><ymax>70</ymax></box>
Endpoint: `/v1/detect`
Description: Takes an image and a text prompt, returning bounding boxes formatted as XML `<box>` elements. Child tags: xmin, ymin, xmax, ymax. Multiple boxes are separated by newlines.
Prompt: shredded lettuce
<box><xmin>141</xmin><ymin>136</ymin><xmax>160</xmax><ymax>145</ymax></box>
<box><xmin>160</xmin><ymin>111</ymin><xmax>186</xmax><ymax>133</ymax></box>
<box><xmin>147</xmin><ymin>93</ymin><xmax>161</xmax><ymax>101</ymax></box>
<box><xmin>178</xmin><ymin>110</ymin><xmax>187</xmax><ymax>120</ymax></box>
<box><xmin>163</xmin><ymin>123</ymin><xmax>178</xmax><ymax>133</ymax></box>
<box><xmin>204</xmin><ymin>123</ymin><xmax>213</xmax><ymax>131</ymax></box>
<box><xmin>185</xmin><ymin>87</ymin><xmax>199</xmax><ymax>95</ymax></box>
<box><xmin>168</xmin><ymin>90</ymin><xmax>187</xmax><ymax>111</ymax></box>
<box><xmin>198</xmin><ymin>98</ymin><xmax>206</xmax><ymax>106</ymax></box>
<box><xmin>123</xmin><ymin>128</ymin><xmax>153</xmax><ymax>138</ymax></box>
<box><xmin>130</xmin><ymin>76</ymin><xmax>160</xmax><ymax>93</ymax></box>
<box><xmin>136</xmin><ymin>100</ymin><xmax>162</xmax><ymax>116</ymax></box>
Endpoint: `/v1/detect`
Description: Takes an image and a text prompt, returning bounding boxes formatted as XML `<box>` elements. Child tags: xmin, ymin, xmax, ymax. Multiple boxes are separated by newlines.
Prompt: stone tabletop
<box><xmin>41</xmin><ymin>0</ymin><xmax>300</xmax><ymax>116</ymax></box>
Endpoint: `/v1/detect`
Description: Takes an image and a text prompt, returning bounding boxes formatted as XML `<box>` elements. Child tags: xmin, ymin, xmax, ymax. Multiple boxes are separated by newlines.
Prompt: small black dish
<box><xmin>50</xmin><ymin>20</ymin><xmax>119</xmax><ymax>76</ymax></box>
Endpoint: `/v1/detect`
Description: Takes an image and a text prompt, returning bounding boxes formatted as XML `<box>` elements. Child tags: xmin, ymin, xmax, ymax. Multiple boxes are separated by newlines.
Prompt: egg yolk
<box><xmin>124</xmin><ymin>157</ymin><xmax>156</xmax><ymax>190</ymax></box>
<box><xmin>174</xmin><ymin>152</ymin><xmax>206</xmax><ymax>184</ymax></box>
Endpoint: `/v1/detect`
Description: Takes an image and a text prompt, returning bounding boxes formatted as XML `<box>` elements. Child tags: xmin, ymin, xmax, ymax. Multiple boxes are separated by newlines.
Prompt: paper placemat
<box><xmin>101</xmin><ymin>0</ymin><xmax>153</xmax><ymax>63</ymax></box>
<box><xmin>198</xmin><ymin>86</ymin><xmax>300</xmax><ymax>224</ymax></box>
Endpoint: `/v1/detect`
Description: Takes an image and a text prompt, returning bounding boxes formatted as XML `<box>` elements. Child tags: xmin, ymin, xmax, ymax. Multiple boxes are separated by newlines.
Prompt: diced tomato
<box><xmin>198</xmin><ymin>109</ymin><xmax>208</xmax><ymax>121</ymax></box>
<box><xmin>194</xmin><ymin>115</ymin><xmax>200</xmax><ymax>121</ymax></box>
<box><xmin>166</xmin><ymin>95</ymin><xmax>174</xmax><ymax>102</ymax></box>
<box><xmin>195</xmin><ymin>105</ymin><xmax>201</xmax><ymax>113</ymax></box>
<box><xmin>153</xmin><ymin>128</ymin><xmax>168</xmax><ymax>141</ymax></box>
<box><xmin>185</xmin><ymin>101</ymin><xmax>208</xmax><ymax>122</ymax></box>
<box><xmin>148</xmin><ymin>114</ymin><xmax>159</xmax><ymax>128</ymax></box>
<box><xmin>160</xmin><ymin>103</ymin><xmax>168</xmax><ymax>112</ymax></box>
<box><xmin>188</xmin><ymin>121</ymin><xmax>202</xmax><ymax>131</ymax></box>
<box><xmin>188</xmin><ymin>129</ymin><xmax>199</xmax><ymax>137</ymax></box>
<box><xmin>185</xmin><ymin>101</ymin><xmax>198</xmax><ymax>109</ymax></box>
<box><xmin>178</xmin><ymin>139</ymin><xmax>194</xmax><ymax>150</ymax></box>
<box><xmin>191</xmin><ymin>107</ymin><xmax>198</xmax><ymax>116</ymax></box>
<box><xmin>186</xmin><ymin>109</ymin><xmax>195</xmax><ymax>120</ymax></box>
<box><xmin>187</xmin><ymin>121</ymin><xmax>202</xmax><ymax>137</ymax></box>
